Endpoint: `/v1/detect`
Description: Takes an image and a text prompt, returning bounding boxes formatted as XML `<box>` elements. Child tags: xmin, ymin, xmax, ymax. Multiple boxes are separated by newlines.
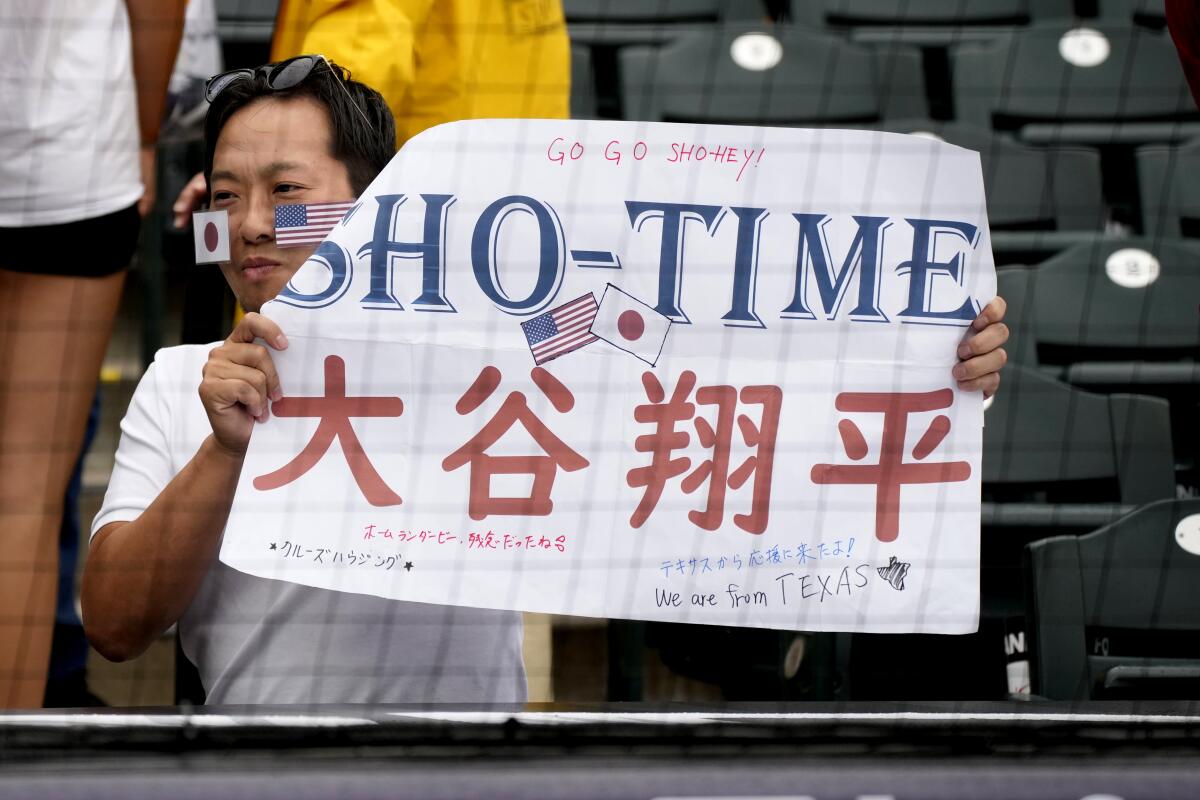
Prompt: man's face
<box><xmin>209</xmin><ymin>95</ymin><xmax>354</xmax><ymax>313</ymax></box>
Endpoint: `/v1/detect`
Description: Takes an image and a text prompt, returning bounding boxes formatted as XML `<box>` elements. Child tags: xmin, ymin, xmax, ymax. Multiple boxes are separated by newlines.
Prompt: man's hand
<box><xmin>173</xmin><ymin>171</ymin><xmax>208</xmax><ymax>229</ymax></box>
<box><xmin>199</xmin><ymin>313</ymin><xmax>288</xmax><ymax>456</ymax></box>
<box><xmin>954</xmin><ymin>296</ymin><xmax>1009</xmax><ymax>398</ymax></box>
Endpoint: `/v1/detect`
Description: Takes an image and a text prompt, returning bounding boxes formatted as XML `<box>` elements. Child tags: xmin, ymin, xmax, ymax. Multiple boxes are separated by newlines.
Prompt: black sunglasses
<box><xmin>204</xmin><ymin>54</ymin><xmax>374</xmax><ymax>130</ymax></box>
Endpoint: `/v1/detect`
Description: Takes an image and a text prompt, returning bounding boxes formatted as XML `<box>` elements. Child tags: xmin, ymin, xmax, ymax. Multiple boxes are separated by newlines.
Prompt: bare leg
<box><xmin>0</xmin><ymin>269</ymin><xmax>125</xmax><ymax>708</ymax></box>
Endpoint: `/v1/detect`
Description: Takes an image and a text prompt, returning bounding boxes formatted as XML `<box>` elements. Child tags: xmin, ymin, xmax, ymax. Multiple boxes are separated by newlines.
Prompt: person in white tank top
<box><xmin>0</xmin><ymin>0</ymin><xmax>186</xmax><ymax>708</ymax></box>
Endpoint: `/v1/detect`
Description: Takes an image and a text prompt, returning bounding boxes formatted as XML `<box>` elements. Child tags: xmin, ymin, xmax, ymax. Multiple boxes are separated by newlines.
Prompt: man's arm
<box><xmin>83</xmin><ymin>439</ymin><xmax>245</xmax><ymax>661</ymax></box>
<box><xmin>82</xmin><ymin>315</ymin><xmax>287</xmax><ymax>662</ymax></box>
<box><xmin>125</xmin><ymin>0</ymin><xmax>187</xmax><ymax>217</ymax></box>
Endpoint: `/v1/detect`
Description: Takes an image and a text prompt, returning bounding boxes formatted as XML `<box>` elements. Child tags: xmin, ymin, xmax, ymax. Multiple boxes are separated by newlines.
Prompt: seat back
<box><xmin>998</xmin><ymin>238</ymin><xmax>1200</xmax><ymax>365</ymax></box>
<box><xmin>619</xmin><ymin>24</ymin><xmax>926</xmax><ymax>124</ymax></box>
<box><xmin>1027</xmin><ymin>499</ymin><xmax>1200</xmax><ymax>699</ymax></box>
<box><xmin>983</xmin><ymin>366</ymin><xmax>1176</xmax><ymax>506</ymax></box>
<box><xmin>1138</xmin><ymin>140</ymin><xmax>1200</xmax><ymax>239</ymax></box>
<box><xmin>886</xmin><ymin>121</ymin><xmax>1105</xmax><ymax>232</ymax></box>
<box><xmin>952</xmin><ymin>23</ymin><xmax>1197</xmax><ymax>130</ymax></box>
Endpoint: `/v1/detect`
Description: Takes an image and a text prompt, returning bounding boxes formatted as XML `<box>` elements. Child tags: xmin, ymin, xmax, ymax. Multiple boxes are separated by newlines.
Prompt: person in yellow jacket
<box><xmin>176</xmin><ymin>0</ymin><xmax>569</xmax><ymax>214</ymax></box>
<box><xmin>273</xmin><ymin>0</ymin><xmax>570</xmax><ymax>145</ymax></box>
<box><xmin>174</xmin><ymin>0</ymin><xmax>569</xmax><ymax>216</ymax></box>
<box><xmin>175</xmin><ymin>0</ymin><xmax>569</xmax><ymax>221</ymax></box>
<box><xmin>172</xmin><ymin>0</ymin><xmax>570</xmax><ymax>333</ymax></box>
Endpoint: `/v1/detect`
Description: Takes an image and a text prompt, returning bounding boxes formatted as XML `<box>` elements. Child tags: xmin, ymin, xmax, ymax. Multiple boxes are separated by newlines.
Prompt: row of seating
<box><xmin>1026</xmin><ymin>497</ymin><xmax>1200</xmax><ymax>700</ymax></box>
<box><xmin>574</xmin><ymin>22</ymin><xmax>1200</xmax><ymax>139</ymax></box>
<box><xmin>852</xmin><ymin>496</ymin><xmax>1200</xmax><ymax>702</ymax></box>
<box><xmin>564</xmin><ymin>0</ymin><xmax>1166</xmax><ymax>30</ymax></box>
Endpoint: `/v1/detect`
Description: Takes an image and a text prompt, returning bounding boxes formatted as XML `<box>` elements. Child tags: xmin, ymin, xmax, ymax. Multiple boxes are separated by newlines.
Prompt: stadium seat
<box><xmin>998</xmin><ymin>238</ymin><xmax>1200</xmax><ymax>373</ymax></box>
<box><xmin>884</xmin><ymin>120</ymin><xmax>1106</xmax><ymax>259</ymax></box>
<box><xmin>619</xmin><ymin>24</ymin><xmax>927</xmax><ymax>124</ymax></box>
<box><xmin>566</xmin><ymin>2</ymin><xmax>768</xmax><ymax>119</ymax></box>
<box><xmin>951</xmin><ymin>22</ymin><xmax>1200</xmax><ymax>145</ymax></box>
<box><xmin>982</xmin><ymin>365</ymin><xmax>1176</xmax><ymax>530</ymax></box>
<box><xmin>854</xmin><ymin>363</ymin><xmax>1176</xmax><ymax>703</ymax></box>
<box><xmin>997</xmin><ymin>238</ymin><xmax>1200</xmax><ymax>480</ymax></box>
<box><xmin>1137</xmin><ymin>139</ymin><xmax>1200</xmax><ymax>239</ymax></box>
<box><xmin>1026</xmin><ymin>498</ymin><xmax>1200</xmax><ymax>700</ymax></box>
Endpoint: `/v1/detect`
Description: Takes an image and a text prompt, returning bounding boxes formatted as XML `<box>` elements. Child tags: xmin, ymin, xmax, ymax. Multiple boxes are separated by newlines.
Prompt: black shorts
<box><xmin>0</xmin><ymin>203</ymin><xmax>140</xmax><ymax>277</ymax></box>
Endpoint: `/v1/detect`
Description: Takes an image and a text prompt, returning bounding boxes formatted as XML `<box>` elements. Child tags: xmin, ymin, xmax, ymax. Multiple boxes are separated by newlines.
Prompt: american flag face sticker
<box><xmin>520</xmin><ymin>293</ymin><xmax>599</xmax><ymax>365</ymax></box>
<box><xmin>274</xmin><ymin>201</ymin><xmax>357</xmax><ymax>248</ymax></box>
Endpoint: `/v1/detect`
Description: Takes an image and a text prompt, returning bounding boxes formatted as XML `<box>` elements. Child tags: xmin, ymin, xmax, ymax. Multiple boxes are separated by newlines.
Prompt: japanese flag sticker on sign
<box><xmin>193</xmin><ymin>209</ymin><xmax>230</xmax><ymax>264</ymax></box>
<box><xmin>590</xmin><ymin>283</ymin><xmax>672</xmax><ymax>366</ymax></box>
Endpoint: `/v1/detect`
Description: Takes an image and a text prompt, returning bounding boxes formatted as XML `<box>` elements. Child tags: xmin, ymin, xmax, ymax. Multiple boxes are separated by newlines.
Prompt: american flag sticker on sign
<box><xmin>520</xmin><ymin>293</ymin><xmax>599</xmax><ymax>365</ymax></box>
<box><xmin>274</xmin><ymin>201</ymin><xmax>357</xmax><ymax>248</ymax></box>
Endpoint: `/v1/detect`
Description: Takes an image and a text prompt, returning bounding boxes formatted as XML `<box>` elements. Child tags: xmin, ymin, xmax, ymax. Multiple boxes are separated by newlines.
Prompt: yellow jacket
<box><xmin>271</xmin><ymin>0</ymin><xmax>571</xmax><ymax>145</ymax></box>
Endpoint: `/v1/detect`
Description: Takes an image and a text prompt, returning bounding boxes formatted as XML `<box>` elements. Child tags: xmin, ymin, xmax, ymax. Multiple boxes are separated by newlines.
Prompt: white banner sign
<box><xmin>221</xmin><ymin>119</ymin><xmax>995</xmax><ymax>633</ymax></box>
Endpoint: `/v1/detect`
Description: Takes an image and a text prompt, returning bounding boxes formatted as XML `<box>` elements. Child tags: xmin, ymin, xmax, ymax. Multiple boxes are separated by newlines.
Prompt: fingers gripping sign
<box><xmin>199</xmin><ymin>312</ymin><xmax>289</xmax><ymax>456</ymax></box>
<box><xmin>954</xmin><ymin>296</ymin><xmax>1009</xmax><ymax>398</ymax></box>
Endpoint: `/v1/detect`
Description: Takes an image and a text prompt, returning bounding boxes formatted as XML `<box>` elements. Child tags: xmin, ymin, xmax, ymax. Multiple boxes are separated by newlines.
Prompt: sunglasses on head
<box><xmin>204</xmin><ymin>54</ymin><xmax>375</xmax><ymax>130</ymax></box>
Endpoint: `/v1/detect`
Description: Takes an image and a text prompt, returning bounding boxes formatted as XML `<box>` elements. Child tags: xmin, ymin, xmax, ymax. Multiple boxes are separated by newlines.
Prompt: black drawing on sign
<box><xmin>877</xmin><ymin>556</ymin><xmax>910</xmax><ymax>591</ymax></box>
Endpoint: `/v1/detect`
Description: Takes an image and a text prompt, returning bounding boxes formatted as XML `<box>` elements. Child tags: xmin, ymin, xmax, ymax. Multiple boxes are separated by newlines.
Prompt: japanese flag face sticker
<box><xmin>590</xmin><ymin>283</ymin><xmax>673</xmax><ymax>366</ymax></box>
<box><xmin>193</xmin><ymin>209</ymin><xmax>230</xmax><ymax>264</ymax></box>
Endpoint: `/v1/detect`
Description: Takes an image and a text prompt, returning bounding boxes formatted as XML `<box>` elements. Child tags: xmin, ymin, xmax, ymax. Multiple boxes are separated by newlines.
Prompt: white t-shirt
<box><xmin>0</xmin><ymin>0</ymin><xmax>143</xmax><ymax>226</ymax></box>
<box><xmin>92</xmin><ymin>345</ymin><xmax>527</xmax><ymax>705</ymax></box>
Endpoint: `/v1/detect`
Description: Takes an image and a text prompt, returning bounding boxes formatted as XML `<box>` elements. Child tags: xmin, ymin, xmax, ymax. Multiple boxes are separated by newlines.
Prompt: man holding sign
<box><xmin>83</xmin><ymin>56</ymin><xmax>1009</xmax><ymax>704</ymax></box>
<box><xmin>83</xmin><ymin>58</ymin><xmax>527</xmax><ymax>704</ymax></box>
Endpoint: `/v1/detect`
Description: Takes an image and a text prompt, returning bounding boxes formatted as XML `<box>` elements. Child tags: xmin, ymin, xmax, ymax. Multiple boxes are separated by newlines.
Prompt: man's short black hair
<box><xmin>203</xmin><ymin>58</ymin><xmax>396</xmax><ymax>197</ymax></box>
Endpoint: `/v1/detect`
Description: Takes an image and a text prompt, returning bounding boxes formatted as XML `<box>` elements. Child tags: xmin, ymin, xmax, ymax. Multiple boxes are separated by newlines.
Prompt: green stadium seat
<box><xmin>999</xmin><ymin>239</ymin><xmax>1200</xmax><ymax>371</ymax></box>
<box><xmin>997</xmin><ymin>238</ymin><xmax>1200</xmax><ymax>481</ymax></box>
<box><xmin>1026</xmin><ymin>498</ymin><xmax>1200</xmax><ymax>700</ymax></box>
<box><xmin>952</xmin><ymin>22</ymin><xmax>1200</xmax><ymax>145</ymax></box>
<box><xmin>884</xmin><ymin>120</ymin><xmax>1106</xmax><ymax>260</ymax></box>
<box><xmin>982</xmin><ymin>365</ymin><xmax>1177</xmax><ymax>529</ymax></box>
<box><xmin>1138</xmin><ymin>139</ymin><xmax>1200</xmax><ymax>239</ymax></box>
<box><xmin>619</xmin><ymin>24</ymin><xmax>927</xmax><ymax>124</ymax></box>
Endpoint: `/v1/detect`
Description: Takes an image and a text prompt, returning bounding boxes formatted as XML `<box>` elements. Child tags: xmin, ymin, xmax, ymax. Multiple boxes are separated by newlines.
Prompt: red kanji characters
<box><xmin>442</xmin><ymin>366</ymin><xmax>588</xmax><ymax>520</ymax></box>
<box><xmin>810</xmin><ymin>389</ymin><xmax>971</xmax><ymax>543</ymax></box>
<box><xmin>253</xmin><ymin>355</ymin><xmax>404</xmax><ymax>506</ymax></box>
<box><xmin>628</xmin><ymin>370</ymin><xmax>782</xmax><ymax>534</ymax></box>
